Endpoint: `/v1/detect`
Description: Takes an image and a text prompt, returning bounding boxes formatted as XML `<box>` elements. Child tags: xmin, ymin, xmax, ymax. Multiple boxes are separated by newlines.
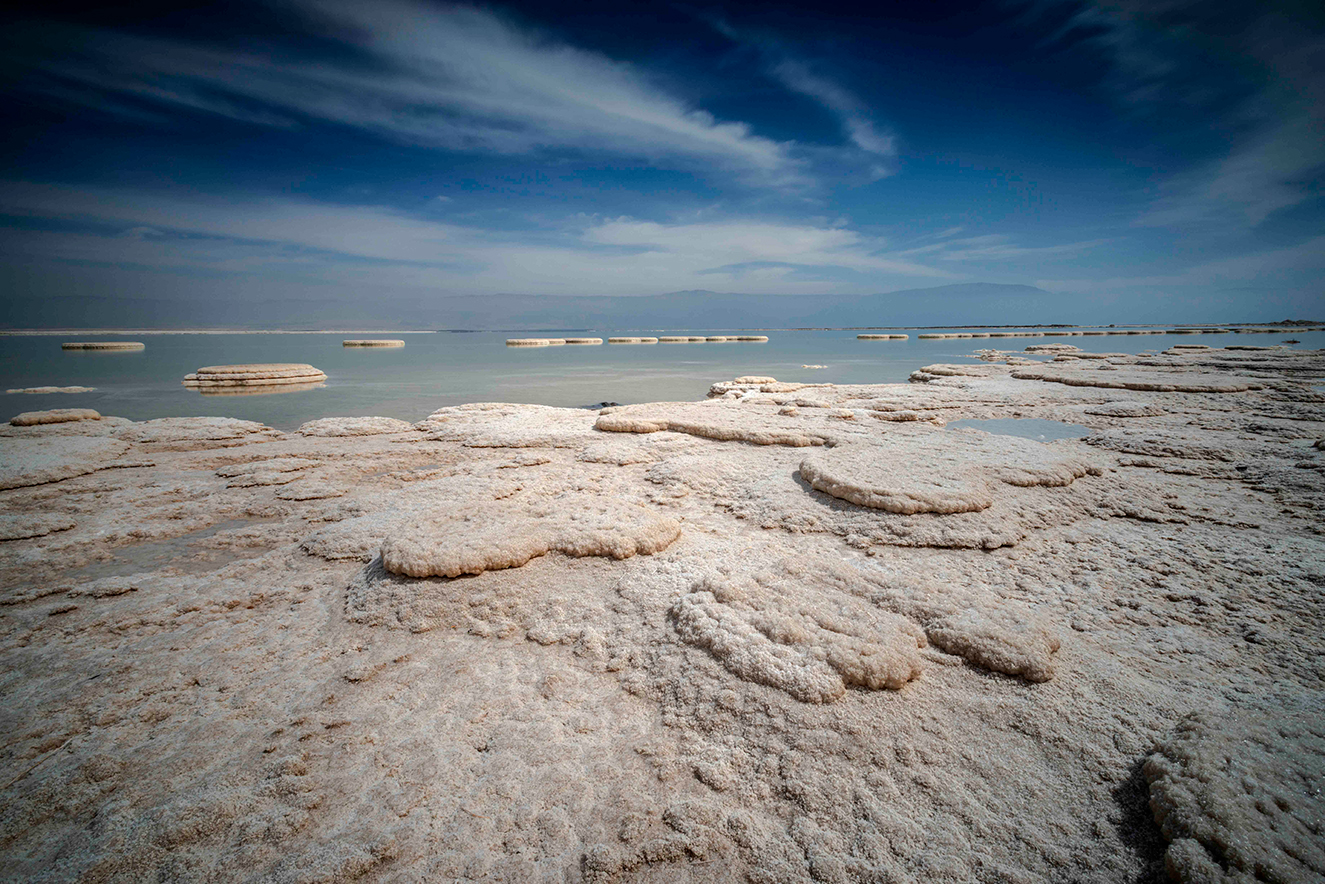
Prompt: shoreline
<box><xmin>2</xmin><ymin>344</ymin><xmax>1323</xmax><ymax>882</ymax></box>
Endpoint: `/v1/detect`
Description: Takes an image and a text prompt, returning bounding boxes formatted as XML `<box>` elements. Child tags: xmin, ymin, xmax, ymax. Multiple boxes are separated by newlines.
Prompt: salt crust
<box><xmin>0</xmin><ymin>435</ymin><xmax>130</xmax><ymax>489</ymax></box>
<box><xmin>342</xmin><ymin>339</ymin><xmax>404</xmax><ymax>347</ymax></box>
<box><xmin>182</xmin><ymin>363</ymin><xmax>327</xmax><ymax>388</ymax></box>
<box><xmin>1144</xmin><ymin>702</ymin><xmax>1325</xmax><ymax>884</ymax></box>
<box><xmin>380</xmin><ymin>494</ymin><xmax>681</xmax><ymax>578</ymax></box>
<box><xmin>799</xmin><ymin>432</ymin><xmax>1100</xmax><ymax>515</ymax></box>
<box><xmin>10</xmin><ymin>408</ymin><xmax>101</xmax><ymax>426</ymax></box>
<box><xmin>1</xmin><ymin>346</ymin><xmax>1323</xmax><ymax>882</ymax></box>
<box><xmin>296</xmin><ymin>416</ymin><xmax>416</xmax><ymax>436</ymax></box>
<box><xmin>6</xmin><ymin>386</ymin><xmax>96</xmax><ymax>394</ymax></box>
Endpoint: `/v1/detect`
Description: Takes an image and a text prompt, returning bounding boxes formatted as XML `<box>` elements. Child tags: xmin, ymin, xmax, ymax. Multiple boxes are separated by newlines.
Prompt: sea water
<box><xmin>2</xmin><ymin>328</ymin><xmax>1322</xmax><ymax>431</ymax></box>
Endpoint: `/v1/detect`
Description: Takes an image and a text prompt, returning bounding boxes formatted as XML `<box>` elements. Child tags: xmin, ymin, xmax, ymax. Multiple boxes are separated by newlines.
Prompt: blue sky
<box><xmin>0</xmin><ymin>0</ymin><xmax>1322</xmax><ymax>322</ymax></box>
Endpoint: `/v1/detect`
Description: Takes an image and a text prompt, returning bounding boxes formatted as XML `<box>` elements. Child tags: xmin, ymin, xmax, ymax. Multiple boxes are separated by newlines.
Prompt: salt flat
<box><xmin>0</xmin><ymin>346</ymin><xmax>1322</xmax><ymax>883</ymax></box>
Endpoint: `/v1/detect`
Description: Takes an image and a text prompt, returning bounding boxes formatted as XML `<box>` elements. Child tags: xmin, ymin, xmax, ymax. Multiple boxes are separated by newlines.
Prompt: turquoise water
<box><xmin>947</xmin><ymin>418</ymin><xmax>1094</xmax><ymax>441</ymax></box>
<box><xmin>3</xmin><ymin>328</ymin><xmax>1322</xmax><ymax>431</ymax></box>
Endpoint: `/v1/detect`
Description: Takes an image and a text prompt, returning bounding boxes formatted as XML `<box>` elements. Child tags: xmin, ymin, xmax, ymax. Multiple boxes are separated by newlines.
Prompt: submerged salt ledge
<box><xmin>2</xmin><ymin>345</ymin><xmax>1324</xmax><ymax>883</ymax></box>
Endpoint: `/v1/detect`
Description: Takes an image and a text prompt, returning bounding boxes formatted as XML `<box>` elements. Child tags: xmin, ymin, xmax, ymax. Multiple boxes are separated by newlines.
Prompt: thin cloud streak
<box><xmin>17</xmin><ymin>0</ymin><xmax>803</xmax><ymax>184</ymax></box>
<box><xmin>0</xmin><ymin>181</ymin><xmax>952</xmax><ymax>295</ymax></box>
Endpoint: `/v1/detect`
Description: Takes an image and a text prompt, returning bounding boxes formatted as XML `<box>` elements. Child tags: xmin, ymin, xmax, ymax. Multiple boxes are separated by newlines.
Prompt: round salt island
<box><xmin>343</xmin><ymin>339</ymin><xmax>405</xmax><ymax>348</ymax></box>
<box><xmin>182</xmin><ymin>363</ymin><xmax>327</xmax><ymax>395</ymax></box>
<box><xmin>62</xmin><ymin>342</ymin><xmax>144</xmax><ymax>351</ymax></box>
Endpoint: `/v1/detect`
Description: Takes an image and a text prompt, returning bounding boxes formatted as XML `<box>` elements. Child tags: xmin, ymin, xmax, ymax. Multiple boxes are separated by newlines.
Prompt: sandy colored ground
<box><xmin>1</xmin><ymin>345</ymin><xmax>1322</xmax><ymax>883</ymax></box>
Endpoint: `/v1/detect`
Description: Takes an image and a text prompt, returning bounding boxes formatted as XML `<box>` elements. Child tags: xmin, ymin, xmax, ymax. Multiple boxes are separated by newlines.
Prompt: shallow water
<box><xmin>3</xmin><ymin>328</ymin><xmax>1322</xmax><ymax>431</ymax></box>
<box><xmin>946</xmin><ymin>418</ymin><xmax>1095</xmax><ymax>442</ymax></box>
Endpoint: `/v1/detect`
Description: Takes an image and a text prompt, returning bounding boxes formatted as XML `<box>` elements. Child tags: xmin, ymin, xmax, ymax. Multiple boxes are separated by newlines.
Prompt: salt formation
<box><xmin>381</xmin><ymin>495</ymin><xmax>681</xmax><ymax>578</ymax></box>
<box><xmin>181</xmin><ymin>364</ymin><xmax>328</xmax><ymax>391</ymax></box>
<box><xmin>857</xmin><ymin>334</ymin><xmax>908</xmax><ymax>340</ymax></box>
<box><xmin>2</xmin><ymin>345</ymin><xmax>1323</xmax><ymax>883</ymax></box>
<box><xmin>60</xmin><ymin>341</ymin><xmax>144</xmax><ymax>350</ymax></box>
<box><xmin>342</xmin><ymin>339</ymin><xmax>405</xmax><ymax>347</ymax></box>
<box><xmin>608</xmin><ymin>337</ymin><xmax>659</xmax><ymax>344</ymax></box>
<box><xmin>5</xmin><ymin>386</ymin><xmax>96</xmax><ymax>394</ymax></box>
<box><xmin>506</xmin><ymin>338</ymin><xmax>552</xmax><ymax>346</ymax></box>
<box><xmin>296</xmin><ymin>417</ymin><xmax>416</xmax><ymax>436</ymax></box>
<box><xmin>564</xmin><ymin>338</ymin><xmax>604</xmax><ymax>345</ymax></box>
<box><xmin>10</xmin><ymin>408</ymin><xmax>101</xmax><ymax>426</ymax></box>
<box><xmin>1144</xmin><ymin>703</ymin><xmax>1325</xmax><ymax>884</ymax></box>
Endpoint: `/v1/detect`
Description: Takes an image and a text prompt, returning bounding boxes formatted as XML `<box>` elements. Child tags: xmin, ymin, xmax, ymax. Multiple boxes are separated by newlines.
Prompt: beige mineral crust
<box><xmin>182</xmin><ymin>363</ymin><xmax>328</xmax><ymax>389</ymax></box>
<box><xmin>2</xmin><ymin>345</ymin><xmax>1324</xmax><ymax>884</ymax></box>
<box><xmin>10</xmin><ymin>408</ymin><xmax>102</xmax><ymax>426</ymax></box>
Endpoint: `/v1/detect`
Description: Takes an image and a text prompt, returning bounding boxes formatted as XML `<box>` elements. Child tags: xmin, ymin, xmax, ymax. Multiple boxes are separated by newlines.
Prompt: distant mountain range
<box><xmin>2</xmin><ymin>283</ymin><xmax>1100</xmax><ymax>330</ymax></box>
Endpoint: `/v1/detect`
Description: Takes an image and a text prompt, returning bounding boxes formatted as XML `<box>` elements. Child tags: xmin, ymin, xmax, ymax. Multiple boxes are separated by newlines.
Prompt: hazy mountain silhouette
<box><xmin>1</xmin><ymin>283</ymin><xmax>1087</xmax><ymax>329</ymax></box>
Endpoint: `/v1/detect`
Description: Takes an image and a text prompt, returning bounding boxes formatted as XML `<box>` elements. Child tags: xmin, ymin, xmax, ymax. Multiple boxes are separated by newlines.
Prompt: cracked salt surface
<box><xmin>946</xmin><ymin>417</ymin><xmax>1094</xmax><ymax>441</ymax></box>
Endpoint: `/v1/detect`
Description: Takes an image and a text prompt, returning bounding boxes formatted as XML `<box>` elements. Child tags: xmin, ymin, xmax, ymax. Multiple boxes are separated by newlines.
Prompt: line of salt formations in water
<box><xmin>343</xmin><ymin>340</ymin><xmax>405</xmax><ymax>347</ymax></box>
<box><xmin>61</xmin><ymin>341</ymin><xmax>145</xmax><ymax>351</ymax></box>
<box><xmin>857</xmin><ymin>334</ymin><xmax>909</xmax><ymax>340</ymax></box>
<box><xmin>182</xmin><ymin>364</ymin><xmax>328</xmax><ymax>395</ymax></box>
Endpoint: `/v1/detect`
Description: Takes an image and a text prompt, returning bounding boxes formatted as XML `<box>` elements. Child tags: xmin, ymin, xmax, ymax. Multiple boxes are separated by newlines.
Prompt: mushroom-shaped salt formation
<box><xmin>182</xmin><ymin>363</ymin><xmax>327</xmax><ymax>394</ymax></box>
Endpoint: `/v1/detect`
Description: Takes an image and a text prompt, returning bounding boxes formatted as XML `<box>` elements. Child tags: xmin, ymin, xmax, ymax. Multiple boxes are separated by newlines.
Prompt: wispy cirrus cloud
<box><xmin>11</xmin><ymin>0</ymin><xmax>802</xmax><ymax>185</ymax></box>
<box><xmin>0</xmin><ymin>181</ymin><xmax>950</xmax><ymax>295</ymax></box>
<box><xmin>1027</xmin><ymin>0</ymin><xmax>1325</xmax><ymax>229</ymax></box>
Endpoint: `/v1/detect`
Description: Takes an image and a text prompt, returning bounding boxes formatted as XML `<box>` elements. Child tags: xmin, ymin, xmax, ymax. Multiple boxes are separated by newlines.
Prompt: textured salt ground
<box><xmin>1</xmin><ymin>346</ymin><xmax>1324</xmax><ymax>883</ymax></box>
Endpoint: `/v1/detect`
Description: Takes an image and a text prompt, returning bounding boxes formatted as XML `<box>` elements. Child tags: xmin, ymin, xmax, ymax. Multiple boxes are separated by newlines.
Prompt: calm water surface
<box><xmin>3</xmin><ymin>329</ymin><xmax>1322</xmax><ymax>431</ymax></box>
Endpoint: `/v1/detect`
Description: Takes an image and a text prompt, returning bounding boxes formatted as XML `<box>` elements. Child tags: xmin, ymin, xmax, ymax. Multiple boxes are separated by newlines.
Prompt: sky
<box><xmin>0</xmin><ymin>0</ymin><xmax>1322</xmax><ymax>325</ymax></box>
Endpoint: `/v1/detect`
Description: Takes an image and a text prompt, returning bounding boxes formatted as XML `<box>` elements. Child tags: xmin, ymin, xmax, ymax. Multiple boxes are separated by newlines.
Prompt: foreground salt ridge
<box><xmin>1</xmin><ymin>347</ymin><xmax>1323</xmax><ymax>883</ymax></box>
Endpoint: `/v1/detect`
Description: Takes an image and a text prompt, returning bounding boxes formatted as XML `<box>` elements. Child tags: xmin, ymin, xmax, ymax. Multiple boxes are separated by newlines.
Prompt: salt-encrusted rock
<box><xmin>10</xmin><ymin>408</ymin><xmax>101</xmax><ymax>426</ymax></box>
<box><xmin>597</xmin><ymin>401</ymin><xmax>833</xmax><ymax>447</ymax></box>
<box><xmin>379</xmin><ymin>494</ymin><xmax>681</xmax><ymax>577</ymax></box>
<box><xmin>0</xmin><ymin>435</ymin><xmax>130</xmax><ymax>489</ymax></box>
<box><xmin>297</xmin><ymin>417</ymin><xmax>416</xmax><ymax>437</ymax></box>
<box><xmin>1012</xmin><ymin>367</ymin><xmax>1261</xmax><ymax>393</ymax></box>
<box><xmin>116</xmin><ymin>417</ymin><xmax>281</xmax><ymax>449</ymax></box>
<box><xmin>182</xmin><ymin>363</ymin><xmax>327</xmax><ymax>389</ymax></box>
<box><xmin>342</xmin><ymin>340</ymin><xmax>405</xmax><ymax>347</ymax></box>
<box><xmin>61</xmin><ymin>341</ymin><xmax>144</xmax><ymax>350</ymax></box>
<box><xmin>671</xmin><ymin>576</ymin><xmax>925</xmax><ymax>703</ymax></box>
<box><xmin>1144</xmin><ymin>704</ymin><xmax>1325</xmax><ymax>884</ymax></box>
<box><xmin>5</xmin><ymin>386</ymin><xmax>96</xmax><ymax>394</ymax></box>
<box><xmin>0</xmin><ymin>513</ymin><xmax>76</xmax><ymax>541</ymax></box>
<box><xmin>798</xmin><ymin>431</ymin><xmax>1099</xmax><ymax>515</ymax></box>
<box><xmin>1084</xmin><ymin>401</ymin><xmax>1165</xmax><ymax>417</ymax></box>
<box><xmin>926</xmin><ymin>609</ymin><xmax>1061</xmax><ymax>682</ymax></box>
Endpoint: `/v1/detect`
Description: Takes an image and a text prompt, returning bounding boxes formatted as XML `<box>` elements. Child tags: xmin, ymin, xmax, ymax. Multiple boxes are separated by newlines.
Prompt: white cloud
<box><xmin>770</xmin><ymin>61</ymin><xmax>896</xmax><ymax>166</ymax></box>
<box><xmin>22</xmin><ymin>1</ymin><xmax>802</xmax><ymax>184</ymax></box>
<box><xmin>0</xmin><ymin>181</ymin><xmax>950</xmax><ymax>295</ymax></box>
<box><xmin>1034</xmin><ymin>0</ymin><xmax>1325</xmax><ymax>229</ymax></box>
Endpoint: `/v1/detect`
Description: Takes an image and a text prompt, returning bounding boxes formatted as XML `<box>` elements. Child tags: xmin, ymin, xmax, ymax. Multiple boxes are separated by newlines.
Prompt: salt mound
<box><xmin>11</xmin><ymin>408</ymin><xmax>101</xmax><ymax>426</ymax></box>
<box><xmin>658</xmin><ymin>336</ymin><xmax>692</xmax><ymax>343</ymax></box>
<box><xmin>1025</xmin><ymin>344</ymin><xmax>1080</xmax><ymax>353</ymax></box>
<box><xmin>1012</xmin><ymin>368</ymin><xmax>1261</xmax><ymax>393</ymax></box>
<box><xmin>6</xmin><ymin>386</ymin><xmax>96</xmax><ymax>394</ymax></box>
<box><xmin>61</xmin><ymin>341</ymin><xmax>144</xmax><ymax>350</ymax></box>
<box><xmin>0</xmin><ymin>435</ymin><xmax>130</xmax><ymax>489</ymax></box>
<box><xmin>596</xmin><ymin>401</ymin><xmax>832</xmax><ymax>447</ymax></box>
<box><xmin>858</xmin><ymin>334</ymin><xmax>904</xmax><ymax>340</ymax></box>
<box><xmin>342</xmin><ymin>339</ymin><xmax>405</xmax><ymax>347</ymax></box>
<box><xmin>1144</xmin><ymin>703</ymin><xmax>1325</xmax><ymax>884</ymax></box>
<box><xmin>182</xmin><ymin>364</ymin><xmax>327</xmax><ymax>389</ymax></box>
<box><xmin>1084</xmin><ymin>401</ymin><xmax>1165</xmax><ymax>417</ymax></box>
<box><xmin>506</xmin><ymin>339</ymin><xmax>551</xmax><ymax>347</ymax></box>
<box><xmin>608</xmin><ymin>337</ymin><xmax>659</xmax><ymax>344</ymax></box>
<box><xmin>564</xmin><ymin>338</ymin><xmax>603</xmax><ymax>345</ymax></box>
<box><xmin>735</xmin><ymin>335</ymin><xmax>769</xmax><ymax>342</ymax></box>
<box><xmin>799</xmin><ymin>431</ymin><xmax>1099</xmax><ymax>515</ymax></box>
<box><xmin>671</xmin><ymin>575</ymin><xmax>926</xmax><ymax>703</ymax></box>
<box><xmin>0</xmin><ymin>513</ymin><xmax>76</xmax><ymax>541</ymax></box>
<box><xmin>380</xmin><ymin>494</ymin><xmax>681</xmax><ymax>578</ymax></box>
<box><xmin>734</xmin><ymin>376</ymin><xmax>778</xmax><ymax>384</ymax></box>
<box><xmin>297</xmin><ymin>417</ymin><xmax>416</xmax><ymax>437</ymax></box>
<box><xmin>706</xmin><ymin>336</ymin><xmax>729</xmax><ymax>342</ymax></box>
<box><xmin>926</xmin><ymin>609</ymin><xmax>1060</xmax><ymax>682</ymax></box>
<box><xmin>117</xmin><ymin>417</ymin><xmax>280</xmax><ymax>449</ymax></box>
